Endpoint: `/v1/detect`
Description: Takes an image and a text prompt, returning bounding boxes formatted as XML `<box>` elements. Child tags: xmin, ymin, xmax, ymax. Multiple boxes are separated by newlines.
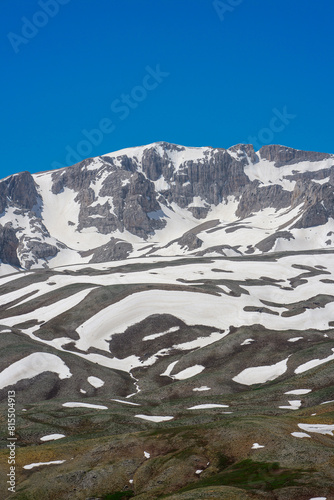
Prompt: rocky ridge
<box><xmin>1</xmin><ymin>142</ymin><xmax>334</xmax><ymax>270</ymax></box>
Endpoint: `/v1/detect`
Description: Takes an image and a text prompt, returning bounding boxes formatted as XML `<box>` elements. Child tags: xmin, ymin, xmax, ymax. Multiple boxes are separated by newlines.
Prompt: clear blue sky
<box><xmin>1</xmin><ymin>0</ymin><xmax>333</xmax><ymax>178</ymax></box>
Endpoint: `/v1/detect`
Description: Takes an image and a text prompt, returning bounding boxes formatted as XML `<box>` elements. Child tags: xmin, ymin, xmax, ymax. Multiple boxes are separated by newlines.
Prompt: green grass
<box><xmin>179</xmin><ymin>459</ymin><xmax>308</xmax><ymax>493</ymax></box>
<box><xmin>217</xmin><ymin>452</ymin><xmax>233</xmax><ymax>470</ymax></box>
<box><xmin>102</xmin><ymin>492</ymin><xmax>134</xmax><ymax>500</ymax></box>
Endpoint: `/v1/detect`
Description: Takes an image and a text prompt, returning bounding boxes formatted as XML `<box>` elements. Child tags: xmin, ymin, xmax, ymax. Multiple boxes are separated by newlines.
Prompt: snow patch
<box><xmin>87</xmin><ymin>376</ymin><xmax>105</xmax><ymax>388</ymax></box>
<box><xmin>188</xmin><ymin>404</ymin><xmax>229</xmax><ymax>410</ymax></box>
<box><xmin>232</xmin><ymin>357</ymin><xmax>289</xmax><ymax>385</ymax></box>
<box><xmin>291</xmin><ymin>432</ymin><xmax>311</xmax><ymax>438</ymax></box>
<box><xmin>172</xmin><ymin>364</ymin><xmax>205</xmax><ymax>380</ymax></box>
<box><xmin>295</xmin><ymin>349</ymin><xmax>334</xmax><ymax>374</ymax></box>
<box><xmin>298</xmin><ymin>423</ymin><xmax>334</xmax><ymax>436</ymax></box>
<box><xmin>285</xmin><ymin>389</ymin><xmax>311</xmax><ymax>395</ymax></box>
<box><xmin>23</xmin><ymin>460</ymin><xmax>66</xmax><ymax>470</ymax></box>
<box><xmin>143</xmin><ymin>326</ymin><xmax>180</xmax><ymax>341</ymax></box>
<box><xmin>62</xmin><ymin>402</ymin><xmax>108</xmax><ymax>410</ymax></box>
<box><xmin>279</xmin><ymin>400</ymin><xmax>301</xmax><ymax>410</ymax></box>
<box><xmin>135</xmin><ymin>414</ymin><xmax>174</xmax><ymax>422</ymax></box>
<box><xmin>40</xmin><ymin>434</ymin><xmax>65</xmax><ymax>442</ymax></box>
<box><xmin>111</xmin><ymin>399</ymin><xmax>141</xmax><ymax>406</ymax></box>
<box><xmin>251</xmin><ymin>443</ymin><xmax>265</xmax><ymax>449</ymax></box>
<box><xmin>240</xmin><ymin>338</ymin><xmax>254</xmax><ymax>346</ymax></box>
<box><xmin>0</xmin><ymin>353</ymin><xmax>72</xmax><ymax>390</ymax></box>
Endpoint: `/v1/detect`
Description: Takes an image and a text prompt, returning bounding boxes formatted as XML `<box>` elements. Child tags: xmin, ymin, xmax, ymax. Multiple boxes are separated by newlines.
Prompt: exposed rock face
<box><xmin>0</xmin><ymin>171</ymin><xmax>40</xmax><ymax>213</ymax></box>
<box><xmin>291</xmin><ymin>181</ymin><xmax>334</xmax><ymax>229</ymax></box>
<box><xmin>259</xmin><ymin>144</ymin><xmax>332</xmax><ymax>167</ymax></box>
<box><xmin>236</xmin><ymin>184</ymin><xmax>292</xmax><ymax>219</ymax></box>
<box><xmin>0</xmin><ymin>224</ymin><xmax>20</xmax><ymax>267</ymax></box>
<box><xmin>256</xmin><ymin>231</ymin><xmax>295</xmax><ymax>252</ymax></box>
<box><xmin>17</xmin><ymin>240</ymin><xmax>59</xmax><ymax>269</ymax></box>
<box><xmin>1</xmin><ymin>141</ymin><xmax>334</xmax><ymax>269</ymax></box>
<box><xmin>87</xmin><ymin>238</ymin><xmax>132</xmax><ymax>263</ymax></box>
<box><xmin>52</xmin><ymin>160</ymin><xmax>165</xmax><ymax>238</ymax></box>
<box><xmin>178</xmin><ymin>232</ymin><xmax>203</xmax><ymax>251</ymax></box>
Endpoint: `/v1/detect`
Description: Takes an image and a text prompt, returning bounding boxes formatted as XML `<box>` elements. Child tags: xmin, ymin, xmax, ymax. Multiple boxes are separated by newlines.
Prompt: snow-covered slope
<box><xmin>1</xmin><ymin>142</ymin><xmax>334</xmax><ymax>272</ymax></box>
<box><xmin>1</xmin><ymin>141</ymin><xmax>334</xmax><ymax>498</ymax></box>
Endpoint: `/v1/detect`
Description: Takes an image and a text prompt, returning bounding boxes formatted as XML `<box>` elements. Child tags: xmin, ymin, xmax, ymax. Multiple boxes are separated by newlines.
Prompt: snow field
<box><xmin>40</xmin><ymin>434</ymin><xmax>65</xmax><ymax>442</ymax></box>
<box><xmin>0</xmin><ymin>353</ymin><xmax>72</xmax><ymax>390</ymax></box>
<box><xmin>23</xmin><ymin>460</ymin><xmax>66</xmax><ymax>470</ymax></box>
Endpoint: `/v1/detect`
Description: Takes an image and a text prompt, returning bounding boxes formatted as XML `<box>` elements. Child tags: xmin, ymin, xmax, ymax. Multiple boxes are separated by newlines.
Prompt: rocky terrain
<box><xmin>0</xmin><ymin>142</ymin><xmax>334</xmax><ymax>499</ymax></box>
<box><xmin>1</xmin><ymin>142</ymin><xmax>334</xmax><ymax>272</ymax></box>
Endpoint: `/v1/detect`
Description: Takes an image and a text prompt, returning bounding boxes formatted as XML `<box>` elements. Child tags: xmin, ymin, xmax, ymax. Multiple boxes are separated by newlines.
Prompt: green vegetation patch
<box><xmin>181</xmin><ymin>459</ymin><xmax>308</xmax><ymax>493</ymax></box>
<box><xmin>102</xmin><ymin>492</ymin><xmax>134</xmax><ymax>500</ymax></box>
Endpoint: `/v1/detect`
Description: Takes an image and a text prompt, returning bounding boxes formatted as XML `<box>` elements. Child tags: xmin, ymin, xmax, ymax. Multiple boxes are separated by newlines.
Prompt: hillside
<box><xmin>0</xmin><ymin>143</ymin><xmax>334</xmax><ymax>499</ymax></box>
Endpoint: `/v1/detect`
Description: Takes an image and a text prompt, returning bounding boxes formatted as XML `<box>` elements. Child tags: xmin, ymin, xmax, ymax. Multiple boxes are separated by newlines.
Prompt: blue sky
<box><xmin>1</xmin><ymin>0</ymin><xmax>334</xmax><ymax>178</ymax></box>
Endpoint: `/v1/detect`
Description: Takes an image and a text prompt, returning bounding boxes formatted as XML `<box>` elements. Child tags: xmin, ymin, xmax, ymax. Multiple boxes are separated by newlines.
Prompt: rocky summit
<box><xmin>0</xmin><ymin>141</ymin><xmax>334</xmax><ymax>272</ymax></box>
<box><xmin>0</xmin><ymin>143</ymin><xmax>334</xmax><ymax>500</ymax></box>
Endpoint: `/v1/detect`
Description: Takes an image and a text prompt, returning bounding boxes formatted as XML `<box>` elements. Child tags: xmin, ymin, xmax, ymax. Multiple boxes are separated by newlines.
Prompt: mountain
<box><xmin>1</xmin><ymin>142</ymin><xmax>334</xmax><ymax>272</ymax></box>
<box><xmin>0</xmin><ymin>143</ymin><xmax>334</xmax><ymax>500</ymax></box>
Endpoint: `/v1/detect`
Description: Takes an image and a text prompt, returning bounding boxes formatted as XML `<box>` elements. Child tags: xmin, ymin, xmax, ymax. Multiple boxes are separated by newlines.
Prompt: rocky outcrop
<box><xmin>0</xmin><ymin>171</ymin><xmax>40</xmax><ymax>213</ymax></box>
<box><xmin>256</xmin><ymin>231</ymin><xmax>295</xmax><ymax>252</ymax></box>
<box><xmin>51</xmin><ymin>159</ymin><xmax>98</xmax><ymax>194</ymax></box>
<box><xmin>178</xmin><ymin>232</ymin><xmax>203</xmax><ymax>251</ymax></box>
<box><xmin>236</xmin><ymin>184</ymin><xmax>291</xmax><ymax>219</ymax></box>
<box><xmin>259</xmin><ymin>144</ymin><xmax>332</xmax><ymax>167</ymax></box>
<box><xmin>87</xmin><ymin>238</ymin><xmax>132</xmax><ymax>263</ymax></box>
<box><xmin>17</xmin><ymin>239</ymin><xmax>59</xmax><ymax>269</ymax></box>
<box><xmin>1</xmin><ymin>141</ymin><xmax>334</xmax><ymax>269</ymax></box>
<box><xmin>0</xmin><ymin>224</ymin><xmax>20</xmax><ymax>267</ymax></box>
<box><xmin>291</xmin><ymin>181</ymin><xmax>334</xmax><ymax>229</ymax></box>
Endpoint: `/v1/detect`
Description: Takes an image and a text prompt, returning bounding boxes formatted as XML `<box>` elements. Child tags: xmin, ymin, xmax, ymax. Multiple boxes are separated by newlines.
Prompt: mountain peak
<box><xmin>1</xmin><ymin>142</ymin><xmax>334</xmax><ymax>271</ymax></box>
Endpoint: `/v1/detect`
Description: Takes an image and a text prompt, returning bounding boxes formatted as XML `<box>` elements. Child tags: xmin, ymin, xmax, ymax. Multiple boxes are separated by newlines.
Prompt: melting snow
<box><xmin>1</xmin><ymin>287</ymin><xmax>95</xmax><ymax>333</ymax></box>
<box><xmin>62</xmin><ymin>402</ymin><xmax>108</xmax><ymax>410</ymax></box>
<box><xmin>0</xmin><ymin>353</ymin><xmax>72</xmax><ymax>390</ymax></box>
<box><xmin>135</xmin><ymin>414</ymin><xmax>174</xmax><ymax>422</ymax></box>
<box><xmin>291</xmin><ymin>432</ymin><xmax>311</xmax><ymax>438</ymax></box>
<box><xmin>188</xmin><ymin>404</ymin><xmax>229</xmax><ymax>409</ymax></box>
<box><xmin>23</xmin><ymin>460</ymin><xmax>66</xmax><ymax>470</ymax></box>
<box><xmin>285</xmin><ymin>389</ymin><xmax>311</xmax><ymax>395</ymax></box>
<box><xmin>143</xmin><ymin>326</ymin><xmax>180</xmax><ymax>341</ymax></box>
<box><xmin>288</xmin><ymin>337</ymin><xmax>304</xmax><ymax>342</ymax></box>
<box><xmin>298</xmin><ymin>423</ymin><xmax>334</xmax><ymax>436</ymax></box>
<box><xmin>295</xmin><ymin>349</ymin><xmax>334</xmax><ymax>374</ymax></box>
<box><xmin>193</xmin><ymin>386</ymin><xmax>211</xmax><ymax>392</ymax></box>
<box><xmin>87</xmin><ymin>376</ymin><xmax>105</xmax><ymax>388</ymax></box>
<box><xmin>40</xmin><ymin>434</ymin><xmax>65</xmax><ymax>442</ymax></box>
<box><xmin>240</xmin><ymin>338</ymin><xmax>254</xmax><ymax>346</ymax></box>
<box><xmin>172</xmin><ymin>364</ymin><xmax>205</xmax><ymax>380</ymax></box>
<box><xmin>144</xmin><ymin>451</ymin><xmax>150</xmax><ymax>459</ymax></box>
<box><xmin>279</xmin><ymin>400</ymin><xmax>301</xmax><ymax>410</ymax></box>
<box><xmin>244</xmin><ymin>157</ymin><xmax>334</xmax><ymax>192</ymax></box>
<box><xmin>111</xmin><ymin>399</ymin><xmax>141</xmax><ymax>406</ymax></box>
<box><xmin>174</xmin><ymin>331</ymin><xmax>228</xmax><ymax>351</ymax></box>
<box><xmin>232</xmin><ymin>357</ymin><xmax>289</xmax><ymax>385</ymax></box>
<box><xmin>160</xmin><ymin>360</ymin><xmax>179</xmax><ymax>377</ymax></box>
<box><xmin>251</xmin><ymin>443</ymin><xmax>265</xmax><ymax>449</ymax></box>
